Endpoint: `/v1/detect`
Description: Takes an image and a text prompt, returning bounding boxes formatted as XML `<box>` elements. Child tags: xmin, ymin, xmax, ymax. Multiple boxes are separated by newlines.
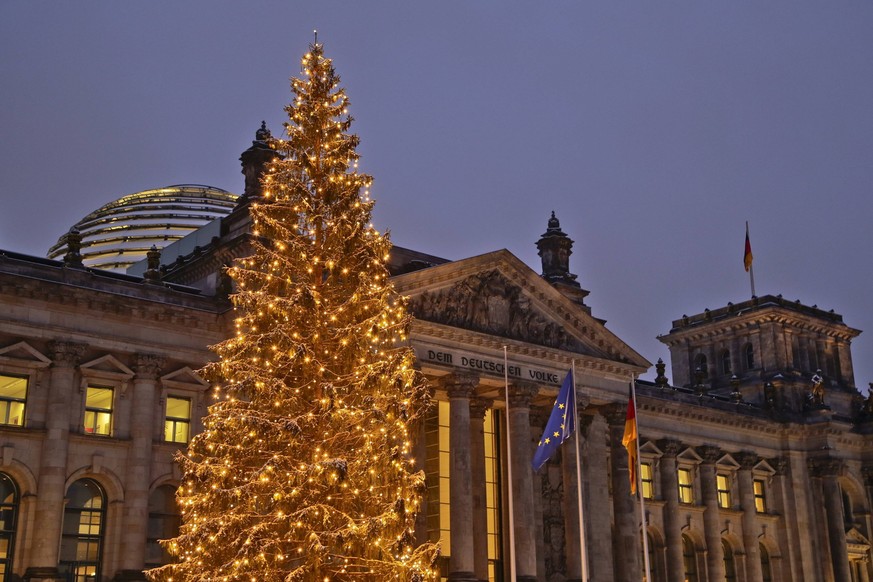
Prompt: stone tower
<box><xmin>659</xmin><ymin>294</ymin><xmax>862</xmax><ymax>419</ymax></box>
<box><xmin>536</xmin><ymin>212</ymin><xmax>590</xmax><ymax>310</ymax></box>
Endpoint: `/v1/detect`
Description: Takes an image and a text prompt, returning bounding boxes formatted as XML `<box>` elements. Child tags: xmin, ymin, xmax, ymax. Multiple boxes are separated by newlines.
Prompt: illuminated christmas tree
<box><xmin>148</xmin><ymin>41</ymin><xmax>439</xmax><ymax>582</ymax></box>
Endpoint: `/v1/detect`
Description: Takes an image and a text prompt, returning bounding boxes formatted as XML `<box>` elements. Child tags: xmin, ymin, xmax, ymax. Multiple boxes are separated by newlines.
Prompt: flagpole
<box><xmin>503</xmin><ymin>346</ymin><xmax>517</xmax><ymax>582</ymax></box>
<box><xmin>746</xmin><ymin>221</ymin><xmax>756</xmax><ymax>298</ymax></box>
<box><xmin>572</xmin><ymin>361</ymin><xmax>589</xmax><ymax>582</ymax></box>
<box><xmin>631</xmin><ymin>375</ymin><xmax>652</xmax><ymax>582</ymax></box>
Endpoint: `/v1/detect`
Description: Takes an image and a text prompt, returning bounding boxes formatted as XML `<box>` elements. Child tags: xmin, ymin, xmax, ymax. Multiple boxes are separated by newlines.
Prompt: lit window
<box><xmin>640</xmin><ymin>462</ymin><xmax>655</xmax><ymax>500</ymax></box>
<box><xmin>678</xmin><ymin>467</ymin><xmax>694</xmax><ymax>504</ymax></box>
<box><xmin>483</xmin><ymin>409</ymin><xmax>502</xmax><ymax>581</ymax></box>
<box><xmin>717</xmin><ymin>474</ymin><xmax>732</xmax><ymax>508</ymax></box>
<box><xmin>59</xmin><ymin>479</ymin><xmax>105</xmax><ymax>582</ymax></box>
<box><xmin>164</xmin><ymin>396</ymin><xmax>192</xmax><ymax>443</ymax></box>
<box><xmin>84</xmin><ymin>387</ymin><xmax>113</xmax><ymax>436</ymax></box>
<box><xmin>754</xmin><ymin>479</ymin><xmax>767</xmax><ymax>513</ymax></box>
<box><xmin>0</xmin><ymin>375</ymin><xmax>27</xmax><ymax>427</ymax></box>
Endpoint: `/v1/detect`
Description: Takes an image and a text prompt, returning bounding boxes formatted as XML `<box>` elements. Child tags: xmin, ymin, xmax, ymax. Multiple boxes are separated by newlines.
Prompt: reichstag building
<box><xmin>0</xmin><ymin>125</ymin><xmax>870</xmax><ymax>582</ymax></box>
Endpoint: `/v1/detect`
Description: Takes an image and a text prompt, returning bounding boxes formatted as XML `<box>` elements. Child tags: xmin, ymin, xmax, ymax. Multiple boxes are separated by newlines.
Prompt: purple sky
<box><xmin>2</xmin><ymin>2</ymin><xmax>872</xmax><ymax>390</ymax></box>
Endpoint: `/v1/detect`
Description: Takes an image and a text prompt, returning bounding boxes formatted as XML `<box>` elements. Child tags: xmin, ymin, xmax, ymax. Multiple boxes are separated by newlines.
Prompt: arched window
<box><xmin>59</xmin><ymin>479</ymin><xmax>105</xmax><ymax>582</ymax></box>
<box><xmin>744</xmin><ymin>343</ymin><xmax>755</xmax><ymax>370</ymax></box>
<box><xmin>693</xmin><ymin>354</ymin><xmax>708</xmax><ymax>380</ymax></box>
<box><xmin>0</xmin><ymin>473</ymin><xmax>19</xmax><ymax>581</ymax></box>
<box><xmin>146</xmin><ymin>485</ymin><xmax>181</xmax><ymax>568</ymax></box>
<box><xmin>720</xmin><ymin>350</ymin><xmax>732</xmax><ymax>375</ymax></box>
<box><xmin>682</xmin><ymin>535</ymin><xmax>697</xmax><ymax>582</ymax></box>
<box><xmin>760</xmin><ymin>543</ymin><xmax>773</xmax><ymax>582</ymax></box>
<box><xmin>723</xmin><ymin>539</ymin><xmax>737</xmax><ymax>582</ymax></box>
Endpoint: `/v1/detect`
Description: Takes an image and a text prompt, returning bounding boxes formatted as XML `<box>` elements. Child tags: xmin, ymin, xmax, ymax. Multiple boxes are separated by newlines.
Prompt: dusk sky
<box><xmin>1</xmin><ymin>2</ymin><xmax>871</xmax><ymax>390</ymax></box>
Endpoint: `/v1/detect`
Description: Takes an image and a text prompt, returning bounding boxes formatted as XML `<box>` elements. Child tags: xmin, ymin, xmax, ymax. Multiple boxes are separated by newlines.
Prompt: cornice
<box><xmin>409</xmin><ymin>319</ymin><xmax>646</xmax><ymax>379</ymax></box>
<box><xmin>0</xmin><ymin>272</ymin><xmax>224</xmax><ymax>333</ymax></box>
<box><xmin>661</xmin><ymin>305</ymin><xmax>860</xmax><ymax>346</ymax></box>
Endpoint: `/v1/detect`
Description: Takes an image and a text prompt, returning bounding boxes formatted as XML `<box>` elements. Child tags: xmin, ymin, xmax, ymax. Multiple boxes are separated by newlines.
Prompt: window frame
<box><xmin>753</xmin><ymin>478</ymin><xmax>767</xmax><ymax>513</ymax></box>
<box><xmin>693</xmin><ymin>353</ymin><xmax>709</xmax><ymax>379</ymax></box>
<box><xmin>677</xmin><ymin>467</ymin><xmax>695</xmax><ymax>504</ymax></box>
<box><xmin>59</xmin><ymin>479</ymin><xmax>106</xmax><ymax>582</ymax></box>
<box><xmin>164</xmin><ymin>395</ymin><xmax>192</xmax><ymax>444</ymax></box>
<box><xmin>83</xmin><ymin>385</ymin><xmax>114</xmax><ymax>437</ymax></box>
<box><xmin>145</xmin><ymin>485</ymin><xmax>181</xmax><ymax>569</ymax></box>
<box><xmin>719</xmin><ymin>349</ymin><xmax>732</xmax><ymax>376</ymax></box>
<box><xmin>0</xmin><ymin>373</ymin><xmax>28</xmax><ymax>428</ymax></box>
<box><xmin>0</xmin><ymin>472</ymin><xmax>20</xmax><ymax>582</ymax></box>
<box><xmin>640</xmin><ymin>461</ymin><xmax>655</xmax><ymax>501</ymax></box>
<box><xmin>682</xmin><ymin>534</ymin><xmax>698</xmax><ymax>582</ymax></box>
<box><xmin>743</xmin><ymin>343</ymin><xmax>755</xmax><ymax>370</ymax></box>
<box><xmin>716</xmin><ymin>473</ymin><xmax>732</xmax><ymax>509</ymax></box>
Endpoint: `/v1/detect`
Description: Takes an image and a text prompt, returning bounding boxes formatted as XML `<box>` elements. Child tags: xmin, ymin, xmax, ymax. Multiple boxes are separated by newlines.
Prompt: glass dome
<box><xmin>47</xmin><ymin>184</ymin><xmax>238</xmax><ymax>272</ymax></box>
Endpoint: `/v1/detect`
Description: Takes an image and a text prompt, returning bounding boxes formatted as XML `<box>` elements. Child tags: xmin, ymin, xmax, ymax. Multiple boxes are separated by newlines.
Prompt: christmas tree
<box><xmin>148</xmin><ymin>41</ymin><xmax>439</xmax><ymax>582</ymax></box>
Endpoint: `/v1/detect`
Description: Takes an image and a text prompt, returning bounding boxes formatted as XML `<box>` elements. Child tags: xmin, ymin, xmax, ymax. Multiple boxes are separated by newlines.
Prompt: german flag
<box><xmin>744</xmin><ymin>223</ymin><xmax>753</xmax><ymax>272</ymax></box>
<box><xmin>621</xmin><ymin>386</ymin><xmax>638</xmax><ymax>495</ymax></box>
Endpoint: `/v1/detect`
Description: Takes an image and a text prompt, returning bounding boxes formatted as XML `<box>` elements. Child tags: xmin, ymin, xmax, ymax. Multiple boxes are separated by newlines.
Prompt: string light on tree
<box><xmin>147</xmin><ymin>39</ymin><xmax>439</xmax><ymax>582</ymax></box>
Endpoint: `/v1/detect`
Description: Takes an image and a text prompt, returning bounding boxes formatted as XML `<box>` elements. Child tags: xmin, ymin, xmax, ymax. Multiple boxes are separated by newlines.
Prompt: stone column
<box><xmin>586</xmin><ymin>414</ymin><xmax>615</xmax><ymax>582</ymax></box>
<box><xmin>118</xmin><ymin>354</ymin><xmax>164</xmax><ymax>578</ymax></box>
<box><xmin>737</xmin><ymin>452</ymin><xmax>764</xmax><ymax>582</ymax></box>
<box><xmin>26</xmin><ymin>341</ymin><xmax>86</xmax><ymax>580</ymax></box>
<box><xmin>658</xmin><ymin>439</ymin><xmax>685</xmax><ymax>582</ymax></box>
<box><xmin>698</xmin><ymin>445</ymin><xmax>726</xmax><ymax>581</ymax></box>
<box><xmin>444</xmin><ymin>374</ymin><xmax>478</xmax><ymax>582</ymax></box>
<box><xmin>769</xmin><ymin>458</ymin><xmax>800</xmax><ymax>581</ymax></box>
<box><xmin>469</xmin><ymin>397</ymin><xmax>492</xmax><ymax>582</ymax></box>
<box><xmin>507</xmin><ymin>382</ymin><xmax>539</xmax><ymax>582</ymax></box>
<box><xmin>603</xmin><ymin>403</ymin><xmax>640</xmax><ymax>582</ymax></box>
<box><xmin>810</xmin><ymin>457</ymin><xmax>851</xmax><ymax>582</ymax></box>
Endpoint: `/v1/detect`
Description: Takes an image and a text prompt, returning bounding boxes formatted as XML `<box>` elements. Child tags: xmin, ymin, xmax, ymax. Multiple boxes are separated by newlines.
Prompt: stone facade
<box><xmin>0</xmin><ymin>131</ymin><xmax>870</xmax><ymax>581</ymax></box>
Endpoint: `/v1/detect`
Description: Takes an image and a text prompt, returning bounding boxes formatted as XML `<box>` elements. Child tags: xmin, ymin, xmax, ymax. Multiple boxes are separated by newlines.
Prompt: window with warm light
<box><xmin>717</xmin><ymin>473</ymin><xmax>732</xmax><ymax>509</ymax></box>
<box><xmin>84</xmin><ymin>387</ymin><xmax>113</xmax><ymax>436</ymax></box>
<box><xmin>424</xmin><ymin>401</ymin><xmax>451</xmax><ymax>577</ymax></box>
<box><xmin>59</xmin><ymin>479</ymin><xmax>105</xmax><ymax>582</ymax></box>
<box><xmin>678</xmin><ymin>467</ymin><xmax>694</xmax><ymax>504</ymax></box>
<box><xmin>0</xmin><ymin>374</ymin><xmax>26</xmax><ymax>427</ymax></box>
<box><xmin>164</xmin><ymin>396</ymin><xmax>191</xmax><ymax>443</ymax></box>
<box><xmin>754</xmin><ymin>479</ymin><xmax>767</xmax><ymax>513</ymax></box>
<box><xmin>640</xmin><ymin>462</ymin><xmax>655</xmax><ymax>500</ymax></box>
<box><xmin>483</xmin><ymin>409</ymin><xmax>503</xmax><ymax>581</ymax></box>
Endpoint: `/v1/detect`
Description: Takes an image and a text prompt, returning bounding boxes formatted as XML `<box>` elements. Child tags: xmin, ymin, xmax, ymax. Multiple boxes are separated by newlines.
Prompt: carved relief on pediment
<box><xmin>407</xmin><ymin>270</ymin><xmax>587</xmax><ymax>352</ymax></box>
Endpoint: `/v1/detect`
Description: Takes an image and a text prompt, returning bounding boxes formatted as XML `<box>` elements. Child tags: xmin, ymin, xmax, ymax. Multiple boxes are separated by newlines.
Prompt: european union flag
<box><xmin>532</xmin><ymin>370</ymin><xmax>576</xmax><ymax>471</ymax></box>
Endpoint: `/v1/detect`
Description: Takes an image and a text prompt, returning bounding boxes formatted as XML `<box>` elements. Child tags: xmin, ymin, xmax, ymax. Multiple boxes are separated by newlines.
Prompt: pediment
<box><xmin>754</xmin><ymin>460</ymin><xmax>776</xmax><ymax>476</ymax></box>
<box><xmin>0</xmin><ymin>342</ymin><xmax>51</xmax><ymax>369</ymax></box>
<box><xmin>640</xmin><ymin>441</ymin><xmax>663</xmax><ymax>456</ymax></box>
<box><xmin>79</xmin><ymin>355</ymin><xmax>135</xmax><ymax>379</ymax></box>
<box><xmin>161</xmin><ymin>367</ymin><xmax>209</xmax><ymax>391</ymax></box>
<box><xmin>678</xmin><ymin>447</ymin><xmax>703</xmax><ymax>463</ymax></box>
<box><xmin>717</xmin><ymin>454</ymin><xmax>741</xmax><ymax>470</ymax></box>
<box><xmin>394</xmin><ymin>250</ymin><xmax>649</xmax><ymax>370</ymax></box>
<box><xmin>846</xmin><ymin>527</ymin><xmax>870</xmax><ymax>548</ymax></box>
